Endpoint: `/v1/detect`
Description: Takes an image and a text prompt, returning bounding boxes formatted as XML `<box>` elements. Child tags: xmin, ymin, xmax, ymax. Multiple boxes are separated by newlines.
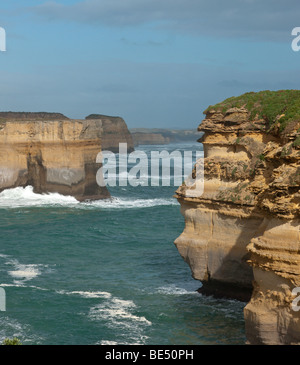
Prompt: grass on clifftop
<box><xmin>205</xmin><ymin>90</ymin><xmax>300</xmax><ymax>132</ymax></box>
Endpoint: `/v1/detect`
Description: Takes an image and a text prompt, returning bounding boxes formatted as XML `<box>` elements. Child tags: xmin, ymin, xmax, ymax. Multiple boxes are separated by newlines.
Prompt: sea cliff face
<box><xmin>174</xmin><ymin>90</ymin><xmax>300</xmax><ymax>344</ymax></box>
<box><xmin>86</xmin><ymin>114</ymin><xmax>134</xmax><ymax>153</ymax></box>
<box><xmin>0</xmin><ymin>112</ymin><xmax>133</xmax><ymax>201</ymax></box>
<box><xmin>130</xmin><ymin>128</ymin><xmax>201</xmax><ymax>146</ymax></box>
<box><xmin>131</xmin><ymin>132</ymin><xmax>170</xmax><ymax>146</ymax></box>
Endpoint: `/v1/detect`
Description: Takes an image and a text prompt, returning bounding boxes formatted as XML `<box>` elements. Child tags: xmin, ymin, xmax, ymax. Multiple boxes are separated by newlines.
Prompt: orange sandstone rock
<box><xmin>174</xmin><ymin>92</ymin><xmax>300</xmax><ymax>344</ymax></box>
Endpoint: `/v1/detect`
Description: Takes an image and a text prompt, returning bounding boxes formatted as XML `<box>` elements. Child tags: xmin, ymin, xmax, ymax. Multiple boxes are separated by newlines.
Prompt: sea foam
<box><xmin>0</xmin><ymin>186</ymin><xmax>178</xmax><ymax>209</ymax></box>
<box><xmin>88</xmin><ymin>296</ymin><xmax>151</xmax><ymax>345</ymax></box>
<box><xmin>0</xmin><ymin>186</ymin><xmax>78</xmax><ymax>208</ymax></box>
<box><xmin>1</xmin><ymin>255</ymin><xmax>52</xmax><ymax>286</ymax></box>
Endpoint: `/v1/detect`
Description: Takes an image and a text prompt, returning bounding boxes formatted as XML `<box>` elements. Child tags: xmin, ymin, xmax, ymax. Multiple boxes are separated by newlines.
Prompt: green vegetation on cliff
<box><xmin>1</xmin><ymin>337</ymin><xmax>22</xmax><ymax>345</ymax></box>
<box><xmin>205</xmin><ymin>90</ymin><xmax>300</xmax><ymax>132</ymax></box>
<box><xmin>85</xmin><ymin>114</ymin><xmax>121</xmax><ymax>121</ymax></box>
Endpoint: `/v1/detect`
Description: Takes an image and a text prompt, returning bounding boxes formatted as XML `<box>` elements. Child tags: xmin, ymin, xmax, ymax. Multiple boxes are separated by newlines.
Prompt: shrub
<box><xmin>205</xmin><ymin>90</ymin><xmax>300</xmax><ymax>133</ymax></box>
<box><xmin>231</xmin><ymin>167</ymin><xmax>237</xmax><ymax>177</ymax></box>
<box><xmin>1</xmin><ymin>337</ymin><xmax>22</xmax><ymax>345</ymax></box>
<box><xmin>293</xmin><ymin>136</ymin><xmax>300</xmax><ymax>147</ymax></box>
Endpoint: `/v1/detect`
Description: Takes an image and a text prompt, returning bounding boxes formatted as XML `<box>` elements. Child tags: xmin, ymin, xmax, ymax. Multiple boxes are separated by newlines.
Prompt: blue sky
<box><xmin>1</xmin><ymin>0</ymin><xmax>300</xmax><ymax>128</ymax></box>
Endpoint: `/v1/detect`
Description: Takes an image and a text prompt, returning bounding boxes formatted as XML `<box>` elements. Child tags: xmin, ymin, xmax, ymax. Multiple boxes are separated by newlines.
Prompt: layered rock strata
<box><xmin>0</xmin><ymin>112</ymin><xmax>133</xmax><ymax>201</ymax></box>
<box><xmin>174</xmin><ymin>91</ymin><xmax>300</xmax><ymax>344</ymax></box>
<box><xmin>86</xmin><ymin>114</ymin><xmax>134</xmax><ymax>153</ymax></box>
<box><xmin>131</xmin><ymin>132</ymin><xmax>170</xmax><ymax>146</ymax></box>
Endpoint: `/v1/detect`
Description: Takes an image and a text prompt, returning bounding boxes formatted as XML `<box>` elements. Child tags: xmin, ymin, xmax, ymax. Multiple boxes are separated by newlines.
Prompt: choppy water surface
<box><xmin>0</xmin><ymin>143</ymin><xmax>246</xmax><ymax>344</ymax></box>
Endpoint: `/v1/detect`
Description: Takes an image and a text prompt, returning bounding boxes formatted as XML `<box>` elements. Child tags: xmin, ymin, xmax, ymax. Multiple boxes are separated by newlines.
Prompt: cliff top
<box><xmin>0</xmin><ymin>112</ymin><xmax>126</xmax><ymax>124</ymax></box>
<box><xmin>0</xmin><ymin>112</ymin><xmax>69</xmax><ymax>121</ymax></box>
<box><xmin>85</xmin><ymin>114</ymin><xmax>122</xmax><ymax>121</ymax></box>
<box><xmin>204</xmin><ymin>90</ymin><xmax>300</xmax><ymax>133</ymax></box>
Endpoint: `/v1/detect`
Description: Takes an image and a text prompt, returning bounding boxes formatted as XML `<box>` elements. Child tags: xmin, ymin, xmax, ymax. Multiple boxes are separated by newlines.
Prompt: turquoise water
<box><xmin>0</xmin><ymin>143</ymin><xmax>246</xmax><ymax>345</ymax></box>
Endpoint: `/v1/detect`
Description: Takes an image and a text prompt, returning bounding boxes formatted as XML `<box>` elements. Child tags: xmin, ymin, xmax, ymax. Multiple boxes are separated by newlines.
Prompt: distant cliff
<box><xmin>130</xmin><ymin>128</ymin><xmax>201</xmax><ymax>146</ymax></box>
<box><xmin>174</xmin><ymin>90</ymin><xmax>300</xmax><ymax>344</ymax></box>
<box><xmin>86</xmin><ymin>114</ymin><xmax>134</xmax><ymax>152</ymax></box>
<box><xmin>0</xmin><ymin>112</ymin><xmax>69</xmax><ymax>121</ymax></box>
<box><xmin>0</xmin><ymin>112</ymin><xmax>133</xmax><ymax>201</ymax></box>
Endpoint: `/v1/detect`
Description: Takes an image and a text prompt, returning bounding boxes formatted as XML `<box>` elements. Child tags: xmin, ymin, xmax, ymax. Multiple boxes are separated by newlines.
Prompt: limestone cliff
<box><xmin>130</xmin><ymin>128</ymin><xmax>201</xmax><ymax>146</ymax></box>
<box><xmin>86</xmin><ymin>114</ymin><xmax>134</xmax><ymax>153</ymax></box>
<box><xmin>131</xmin><ymin>132</ymin><xmax>170</xmax><ymax>146</ymax></box>
<box><xmin>0</xmin><ymin>111</ymin><xmax>132</xmax><ymax>201</ymax></box>
<box><xmin>174</xmin><ymin>90</ymin><xmax>300</xmax><ymax>344</ymax></box>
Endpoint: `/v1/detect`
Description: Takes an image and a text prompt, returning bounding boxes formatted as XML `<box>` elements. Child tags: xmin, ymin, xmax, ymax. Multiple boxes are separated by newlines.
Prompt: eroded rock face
<box><xmin>86</xmin><ymin>114</ymin><xmax>134</xmax><ymax>153</ymax></box>
<box><xmin>131</xmin><ymin>132</ymin><xmax>170</xmax><ymax>146</ymax></box>
<box><xmin>245</xmin><ymin>218</ymin><xmax>300</xmax><ymax>344</ymax></box>
<box><xmin>0</xmin><ymin>112</ymin><xmax>133</xmax><ymax>200</ymax></box>
<box><xmin>174</xmin><ymin>99</ymin><xmax>300</xmax><ymax>344</ymax></box>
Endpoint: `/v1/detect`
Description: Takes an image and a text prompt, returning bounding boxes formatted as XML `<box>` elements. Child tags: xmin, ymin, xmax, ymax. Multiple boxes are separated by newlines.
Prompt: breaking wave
<box><xmin>0</xmin><ymin>186</ymin><xmax>178</xmax><ymax>209</ymax></box>
<box><xmin>0</xmin><ymin>186</ymin><xmax>78</xmax><ymax>208</ymax></box>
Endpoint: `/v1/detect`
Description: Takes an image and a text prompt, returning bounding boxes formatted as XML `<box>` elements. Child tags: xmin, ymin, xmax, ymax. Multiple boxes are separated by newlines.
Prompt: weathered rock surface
<box><xmin>174</xmin><ymin>91</ymin><xmax>300</xmax><ymax>344</ymax></box>
<box><xmin>0</xmin><ymin>112</ymin><xmax>133</xmax><ymax>201</ymax></box>
<box><xmin>131</xmin><ymin>132</ymin><xmax>170</xmax><ymax>146</ymax></box>
<box><xmin>86</xmin><ymin>114</ymin><xmax>134</xmax><ymax>153</ymax></box>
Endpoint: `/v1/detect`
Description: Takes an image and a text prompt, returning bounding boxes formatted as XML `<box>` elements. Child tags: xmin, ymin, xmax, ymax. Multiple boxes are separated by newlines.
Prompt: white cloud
<box><xmin>29</xmin><ymin>0</ymin><xmax>300</xmax><ymax>41</ymax></box>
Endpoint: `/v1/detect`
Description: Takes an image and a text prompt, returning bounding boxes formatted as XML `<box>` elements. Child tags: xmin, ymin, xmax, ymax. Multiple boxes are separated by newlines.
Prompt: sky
<box><xmin>1</xmin><ymin>0</ymin><xmax>300</xmax><ymax>129</ymax></box>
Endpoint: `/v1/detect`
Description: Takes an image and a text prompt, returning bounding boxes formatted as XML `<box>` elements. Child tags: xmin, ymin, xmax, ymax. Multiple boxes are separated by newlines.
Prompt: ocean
<box><xmin>0</xmin><ymin>142</ymin><xmax>246</xmax><ymax>345</ymax></box>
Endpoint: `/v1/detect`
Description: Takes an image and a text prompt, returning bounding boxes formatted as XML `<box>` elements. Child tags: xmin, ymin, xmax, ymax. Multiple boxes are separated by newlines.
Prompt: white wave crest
<box><xmin>0</xmin><ymin>186</ymin><xmax>78</xmax><ymax>208</ymax></box>
<box><xmin>7</xmin><ymin>261</ymin><xmax>44</xmax><ymax>285</ymax></box>
<box><xmin>8</xmin><ymin>266</ymin><xmax>40</xmax><ymax>280</ymax></box>
<box><xmin>3</xmin><ymin>255</ymin><xmax>52</xmax><ymax>285</ymax></box>
<box><xmin>156</xmin><ymin>284</ymin><xmax>199</xmax><ymax>295</ymax></box>
<box><xmin>99</xmin><ymin>340</ymin><xmax>119</xmax><ymax>345</ymax></box>
<box><xmin>0</xmin><ymin>283</ymin><xmax>48</xmax><ymax>291</ymax></box>
<box><xmin>88</xmin><ymin>296</ymin><xmax>151</xmax><ymax>345</ymax></box>
<box><xmin>0</xmin><ymin>186</ymin><xmax>178</xmax><ymax>209</ymax></box>
<box><xmin>89</xmin><ymin>297</ymin><xmax>151</xmax><ymax>325</ymax></box>
<box><xmin>83</xmin><ymin>197</ymin><xmax>178</xmax><ymax>209</ymax></box>
<box><xmin>57</xmin><ymin>290</ymin><xmax>112</xmax><ymax>299</ymax></box>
